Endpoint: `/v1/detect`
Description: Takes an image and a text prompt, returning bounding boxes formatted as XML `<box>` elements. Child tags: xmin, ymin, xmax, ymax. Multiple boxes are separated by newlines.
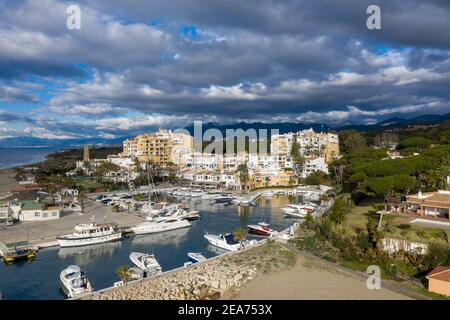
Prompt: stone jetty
<box><xmin>90</xmin><ymin>242</ymin><xmax>296</xmax><ymax>300</ymax></box>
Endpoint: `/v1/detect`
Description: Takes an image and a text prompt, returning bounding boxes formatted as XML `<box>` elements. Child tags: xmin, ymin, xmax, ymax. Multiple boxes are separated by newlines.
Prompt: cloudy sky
<box><xmin>1</xmin><ymin>0</ymin><xmax>450</xmax><ymax>140</ymax></box>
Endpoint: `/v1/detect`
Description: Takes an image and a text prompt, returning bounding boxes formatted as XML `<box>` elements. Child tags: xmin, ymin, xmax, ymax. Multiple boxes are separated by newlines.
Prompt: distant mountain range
<box><xmin>1</xmin><ymin>113</ymin><xmax>449</xmax><ymax>147</ymax></box>
<box><xmin>185</xmin><ymin>113</ymin><xmax>450</xmax><ymax>135</ymax></box>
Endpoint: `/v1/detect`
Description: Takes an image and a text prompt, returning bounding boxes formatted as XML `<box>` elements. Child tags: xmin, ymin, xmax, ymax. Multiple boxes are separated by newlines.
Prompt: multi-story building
<box><xmin>299</xmin><ymin>156</ymin><xmax>329</xmax><ymax>179</ymax></box>
<box><xmin>271</xmin><ymin>128</ymin><xmax>339</xmax><ymax>163</ymax></box>
<box><xmin>122</xmin><ymin>129</ymin><xmax>193</xmax><ymax>166</ymax></box>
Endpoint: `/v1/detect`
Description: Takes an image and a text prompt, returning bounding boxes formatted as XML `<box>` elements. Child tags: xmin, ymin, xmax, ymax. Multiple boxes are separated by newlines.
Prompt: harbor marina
<box><xmin>0</xmin><ymin>193</ymin><xmax>313</xmax><ymax>299</ymax></box>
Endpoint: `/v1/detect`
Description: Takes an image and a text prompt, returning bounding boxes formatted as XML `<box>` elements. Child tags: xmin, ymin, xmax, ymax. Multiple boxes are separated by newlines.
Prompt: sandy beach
<box><xmin>0</xmin><ymin>168</ymin><xmax>20</xmax><ymax>193</ymax></box>
<box><xmin>232</xmin><ymin>254</ymin><xmax>411</xmax><ymax>300</ymax></box>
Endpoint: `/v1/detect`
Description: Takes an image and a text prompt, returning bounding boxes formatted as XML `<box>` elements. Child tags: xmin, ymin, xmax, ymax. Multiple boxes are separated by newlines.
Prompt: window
<box><xmin>43</xmin><ymin>212</ymin><xmax>48</xmax><ymax>218</ymax></box>
<box><xmin>34</xmin><ymin>212</ymin><xmax>40</xmax><ymax>217</ymax></box>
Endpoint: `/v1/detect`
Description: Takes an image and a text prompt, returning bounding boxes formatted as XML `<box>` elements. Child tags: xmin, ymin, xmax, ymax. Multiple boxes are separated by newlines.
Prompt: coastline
<box><xmin>86</xmin><ymin>242</ymin><xmax>413</xmax><ymax>301</ymax></box>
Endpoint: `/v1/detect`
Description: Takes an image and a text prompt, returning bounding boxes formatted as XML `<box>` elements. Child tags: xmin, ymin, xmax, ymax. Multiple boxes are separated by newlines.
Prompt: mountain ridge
<box><xmin>1</xmin><ymin>113</ymin><xmax>449</xmax><ymax>147</ymax></box>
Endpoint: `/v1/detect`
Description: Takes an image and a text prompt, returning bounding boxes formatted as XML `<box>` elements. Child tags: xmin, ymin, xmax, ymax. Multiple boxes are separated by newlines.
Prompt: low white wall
<box><xmin>380</xmin><ymin>237</ymin><xmax>428</xmax><ymax>255</ymax></box>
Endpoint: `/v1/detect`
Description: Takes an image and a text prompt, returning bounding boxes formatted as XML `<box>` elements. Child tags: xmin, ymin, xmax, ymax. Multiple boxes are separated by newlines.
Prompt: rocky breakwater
<box><xmin>92</xmin><ymin>256</ymin><xmax>257</xmax><ymax>300</ymax></box>
<box><xmin>91</xmin><ymin>242</ymin><xmax>296</xmax><ymax>300</ymax></box>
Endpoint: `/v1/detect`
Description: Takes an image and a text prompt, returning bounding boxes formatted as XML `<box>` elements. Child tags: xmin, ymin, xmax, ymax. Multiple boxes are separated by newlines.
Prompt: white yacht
<box><xmin>164</xmin><ymin>208</ymin><xmax>201</xmax><ymax>221</ymax></box>
<box><xmin>282</xmin><ymin>203</ymin><xmax>317</xmax><ymax>218</ymax></box>
<box><xmin>189</xmin><ymin>189</ymin><xmax>206</xmax><ymax>198</ymax></box>
<box><xmin>150</xmin><ymin>202</ymin><xmax>170</xmax><ymax>216</ymax></box>
<box><xmin>204</xmin><ymin>232</ymin><xmax>251</xmax><ymax>251</ymax></box>
<box><xmin>212</xmin><ymin>194</ymin><xmax>234</xmax><ymax>204</ymax></box>
<box><xmin>187</xmin><ymin>252</ymin><xmax>207</xmax><ymax>263</ymax></box>
<box><xmin>57</xmin><ymin>222</ymin><xmax>122</xmax><ymax>248</ymax></box>
<box><xmin>129</xmin><ymin>252</ymin><xmax>162</xmax><ymax>277</ymax></box>
<box><xmin>201</xmin><ymin>191</ymin><xmax>221</xmax><ymax>200</ymax></box>
<box><xmin>60</xmin><ymin>265</ymin><xmax>93</xmax><ymax>298</ymax></box>
<box><xmin>131</xmin><ymin>216</ymin><xmax>191</xmax><ymax>235</ymax></box>
<box><xmin>304</xmin><ymin>191</ymin><xmax>322</xmax><ymax>202</ymax></box>
<box><xmin>173</xmin><ymin>188</ymin><xmax>191</xmax><ymax>197</ymax></box>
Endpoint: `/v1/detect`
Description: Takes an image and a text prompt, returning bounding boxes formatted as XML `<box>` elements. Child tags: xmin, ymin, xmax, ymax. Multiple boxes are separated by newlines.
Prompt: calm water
<box><xmin>0</xmin><ymin>195</ymin><xmax>300</xmax><ymax>300</ymax></box>
<box><xmin>0</xmin><ymin>147</ymin><xmax>62</xmax><ymax>170</ymax></box>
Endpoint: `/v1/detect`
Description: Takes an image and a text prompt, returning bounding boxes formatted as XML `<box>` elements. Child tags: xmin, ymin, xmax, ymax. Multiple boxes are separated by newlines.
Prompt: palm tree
<box><xmin>116</xmin><ymin>266</ymin><xmax>132</xmax><ymax>285</ymax></box>
<box><xmin>237</xmin><ymin>163</ymin><xmax>250</xmax><ymax>192</ymax></box>
<box><xmin>78</xmin><ymin>191</ymin><xmax>87</xmax><ymax>214</ymax></box>
<box><xmin>233</xmin><ymin>227</ymin><xmax>248</xmax><ymax>249</ymax></box>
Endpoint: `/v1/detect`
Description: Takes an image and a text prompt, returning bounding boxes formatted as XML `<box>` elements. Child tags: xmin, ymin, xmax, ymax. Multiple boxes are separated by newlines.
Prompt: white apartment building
<box><xmin>299</xmin><ymin>156</ymin><xmax>329</xmax><ymax>179</ymax></box>
<box><xmin>271</xmin><ymin>128</ymin><xmax>339</xmax><ymax>163</ymax></box>
<box><xmin>0</xmin><ymin>202</ymin><xmax>12</xmax><ymax>222</ymax></box>
<box><xmin>104</xmin><ymin>170</ymin><xmax>140</xmax><ymax>183</ymax></box>
<box><xmin>248</xmin><ymin>154</ymin><xmax>294</xmax><ymax>171</ymax></box>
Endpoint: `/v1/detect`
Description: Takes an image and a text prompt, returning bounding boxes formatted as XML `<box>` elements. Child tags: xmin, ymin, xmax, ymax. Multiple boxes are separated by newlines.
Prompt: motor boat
<box><xmin>57</xmin><ymin>222</ymin><xmax>122</xmax><ymax>247</ymax></box>
<box><xmin>303</xmin><ymin>191</ymin><xmax>322</xmax><ymax>202</ymax></box>
<box><xmin>189</xmin><ymin>189</ymin><xmax>206</xmax><ymax>198</ymax></box>
<box><xmin>204</xmin><ymin>232</ymin><xmax>251</xmax><ymax>251</ymax></box>
<box><xmin>247</xmin><ymin>222</ymin><xmax>276</xmax><ymax>236</ymax></box>
<box><xmin>281</xmin><ymin>204</ymin><xmax>308</xmax><ymax>218</ymax></box>
<box><xmin>131</xmin><ymin>216</ymin><xmax>191</xmax><ymax>235</ymax></box>
<box><xmin>129</xmin><ymin>252</ymin><xmax>162</xmax><ymax>277</ymax></box>
<box><xmin>184</xmin><ymin>210</ymin><xmax>201</xmax><ymax>221</ymax></box>
<box><xmin>173</xmin><ymin>188</ymin><xmax>191</xmax><ymax>197</ymax></box>
<box><xmin>212</xmin><ymin>194</ymin><xmax>234</xmax><ymax>204</ymax></box>
<box><xmin>131</xmin><ymin>227</ymin><xmax>189</xmax><ymax>246</ymax></box>
<box><xmin>187</xmin><ymin>252</ymin><xmax>207</xmax><ymax>263</ymax></box>
<box><xmin>150</xmin><ymin>202</ymin><xmax>170</xmax><ymax>216</ymax></box>
<box><xmin>262</xmin><ymin>191</ymin><xmax>275</xmax><ymax>198</ymax></box>
<box><xmin>232</xmin><ymin>197</ymin><xmax>256</xmax><ymax>206</ymax></box>
<box><xmin>60</xmin><ymin>265</ymin><xmax>93</xmax><ymax>298</ymax></box>
<box><xmin>163</xmin><ymin>208</ymin><xmax>201</xmax><ymax>221</ymax></box>
<box><xmin>201</xmin><ymin>191</ymin><xmax>221</xmax><ymax>200</ymax></box>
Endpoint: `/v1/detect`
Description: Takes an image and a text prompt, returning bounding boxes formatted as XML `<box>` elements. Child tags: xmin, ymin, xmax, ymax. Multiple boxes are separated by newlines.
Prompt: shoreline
<box><xmin>86</xmin><ymin>242</ymin><xmax>413</xmax><ymax>301</ymax></box>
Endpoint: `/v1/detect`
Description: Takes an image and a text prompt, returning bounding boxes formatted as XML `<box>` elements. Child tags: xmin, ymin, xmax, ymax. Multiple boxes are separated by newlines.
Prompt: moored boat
<box><xmin>57</xmin><ymin>222</ymin><xmax>122</xmax><ymax>248</ymax></box>
<box><xmin>129</xmin><ymin>252</ymin><xmax>162</xmax><ymax>277</ymax></box>
<box><xmin>204</xmin><ymin>232</ymin><xmax>250</xmax><ymax>251</ymax></box>
<box><xmin>60</xmin><ymin>265</ymin><xmax>93</xmax><ymax>298</ymax></box>
<box><xmin>2</xmin><ymin>247</ymin><xmax>37</xmax><ymax>264</ymax></box>
<box><xmin>131</xmin><ymin>216</ymin><xmax>191</xmax><ymax>235</ymax></box>
<box><xmin>213</xmin><ymin>194</ymin><xmax>234</xmax><ymax>204</ymax></box>
<box><xmin>247</xmin><ymin>222</ymin><xmax>276</xmax><ymax>236</ymax></box>
<box><xmin>187</xmin><ymin>252</ymin><xmax>207</xmax><ymax>263</ymax></box>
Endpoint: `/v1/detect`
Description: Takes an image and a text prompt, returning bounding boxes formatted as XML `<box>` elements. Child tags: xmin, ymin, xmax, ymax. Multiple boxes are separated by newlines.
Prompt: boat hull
<box><xmin>247</xmin><ymin>226</ymin><xmax>272</xmax><ymax>236</ymax></box>
<box><xmin>204</xmin><ymin>234</ymin><xmax>241</xmax><ymax>251</ymax></box>
<box><xmin>131</xmin><ymin>220</ymin><xmax>190</xmax><ymax>235</ymax></box>
<box><xmin>57</xmin><ymin>233</ymin><xmax>122</xmax><ymax>248</ymax></box>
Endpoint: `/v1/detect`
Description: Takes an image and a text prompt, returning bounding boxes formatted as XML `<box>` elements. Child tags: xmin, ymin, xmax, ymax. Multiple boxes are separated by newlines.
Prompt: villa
<box><xmin>406</xmin><ymin>190</ymin><xmax>450</xmax><ymax>220</ymax></box>
<box><xmin>427</xmin><ymin>266</ymin><xmax>450</xmax><ymax>297</ymax></box>
<box><xmin>18</xmin><ymin>200</ymin><xmax>60</xmax><ymax>222</ymax></box>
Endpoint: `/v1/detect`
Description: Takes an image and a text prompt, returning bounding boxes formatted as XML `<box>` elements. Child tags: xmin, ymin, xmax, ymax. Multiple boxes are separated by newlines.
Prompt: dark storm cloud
<box><xmin>1</xmin><ymin>0</ymin><xmax>450</xmax><ymax>139</ymax></box>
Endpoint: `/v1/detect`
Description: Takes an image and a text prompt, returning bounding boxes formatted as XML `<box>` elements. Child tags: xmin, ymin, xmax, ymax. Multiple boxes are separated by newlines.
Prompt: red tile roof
<box><xmin>427</xmin><ymin>266</ymin><xmax>450</xmax><ymax>282</ymax></box>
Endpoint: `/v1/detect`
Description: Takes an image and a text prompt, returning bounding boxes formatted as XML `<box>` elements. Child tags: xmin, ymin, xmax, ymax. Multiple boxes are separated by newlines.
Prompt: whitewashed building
<box><xmin>300</xmin><ymin>157</ymin><xmax>329</xmax><ymax>178</ymax></box>
<box><xmin>19</xmin><ymin>201</ymin><xmax>60</xmax><ymax>222</ymax></box>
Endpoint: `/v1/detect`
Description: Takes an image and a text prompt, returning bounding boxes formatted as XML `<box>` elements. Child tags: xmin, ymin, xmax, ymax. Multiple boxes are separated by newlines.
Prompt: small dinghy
<box><xmin>129</xmin><ymin>252</ymin><xmax>162</xmax><ymax>277</ymax></box>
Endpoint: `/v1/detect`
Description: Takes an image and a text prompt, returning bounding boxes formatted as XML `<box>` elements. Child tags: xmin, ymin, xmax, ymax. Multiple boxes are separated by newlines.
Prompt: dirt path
<box><xmin>233</xmin><ymin>254</ymin><xmax>411</xmax><ymax>300</ymax></box>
